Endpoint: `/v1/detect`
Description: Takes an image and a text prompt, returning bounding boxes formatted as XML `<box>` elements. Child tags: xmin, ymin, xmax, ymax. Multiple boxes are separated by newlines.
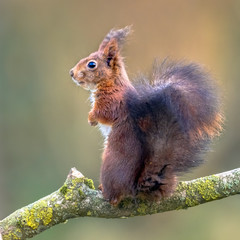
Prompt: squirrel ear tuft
<box><xmin>98</xmin><ymin>26</ymin><xmax>132</xmax><ymax>52</ymax></box>
<box><xmin>102</xmin><ymin>39</ymin><xmax>119</xmax><ymax>68</ymax></box>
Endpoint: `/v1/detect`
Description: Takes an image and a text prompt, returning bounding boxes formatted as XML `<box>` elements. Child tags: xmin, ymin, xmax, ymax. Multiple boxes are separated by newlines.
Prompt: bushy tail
<box><xmin>151</xmin><ymin>60</ymin><xmax>224</xmax><ymax>141</ymax></box>
<box><xmin>126</xmin><ymin>60</ymin><xmax>224</xmax><ymax>174</ymax></box>
<box><xmin>125</xmin><ymin>60</ymin><xmax>224</xmax><ymax>199</ymax></box>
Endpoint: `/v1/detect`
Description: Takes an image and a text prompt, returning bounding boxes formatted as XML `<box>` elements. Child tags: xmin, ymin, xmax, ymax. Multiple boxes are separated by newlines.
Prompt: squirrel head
<box><xmin>70</xmin><ymin>26</ymin><xmax>132</xmax><ymax>91</ymax></box>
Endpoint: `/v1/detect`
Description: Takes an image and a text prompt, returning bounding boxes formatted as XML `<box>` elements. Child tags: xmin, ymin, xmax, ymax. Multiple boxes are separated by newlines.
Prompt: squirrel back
<box><xmin>70</xmin><ymin>26</ymin><xmax>223</xmax><ymax>205</ymax></box>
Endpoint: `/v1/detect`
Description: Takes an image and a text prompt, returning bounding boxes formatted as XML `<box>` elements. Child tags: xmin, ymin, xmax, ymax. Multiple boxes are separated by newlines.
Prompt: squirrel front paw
<box><xmin>88</xmin><ymin>119</ymin><xmax>98</xmax><ymax>126</ymax></box>
<box><xmin>88</xmin><ymin>111</ymin><xmax>98</xmax><ymax>126</ymax></box>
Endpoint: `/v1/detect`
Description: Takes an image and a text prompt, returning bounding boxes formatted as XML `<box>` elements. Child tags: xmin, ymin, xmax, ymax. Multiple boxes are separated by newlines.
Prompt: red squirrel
<box><xmin>70</xmin><ymin>26</ymin><xmax>223</xmax><ymax>205</ymax></box>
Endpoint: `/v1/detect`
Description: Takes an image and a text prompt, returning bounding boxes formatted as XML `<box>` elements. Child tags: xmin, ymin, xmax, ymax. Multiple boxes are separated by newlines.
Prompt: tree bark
<box><xmin>0</xmin><ymin>167</ymin><xmax>239</xmax><ymax>240</ymax></box>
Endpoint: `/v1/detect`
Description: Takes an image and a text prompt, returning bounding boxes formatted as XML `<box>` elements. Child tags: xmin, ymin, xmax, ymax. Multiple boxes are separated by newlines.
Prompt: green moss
<box><xmin>24</xmin><ymin>209</ymin><xmax>38</xmax><ymax>229</ymax></box>
<box><xmin>197</xmin><ymin>176</ymin><xmax>221</xmax><ymax>201</ymax></box>
<box><xmin>185</xmin><ymin>194</ymin><xmax>200</xmax><ymax>207</ymax></box>
<box><xmin>60</xmin><ymin>184</ymin><xmax>68</xmax><ymax>195</ymax></box>
<box><xmin>16</xmin><ymin>218</ymin><xmax>22</xmax><ymax>228</ymax></box>
<box><xmin>2</xmin><ymin>228</ymin><xmax>22</xmax><ymax>240</ymax></box>
<box><xmin>60</xmin><ymin>177</ymin><xmax>95</xmax><ymax>202</ymax></box>
<box><xmin>84</xmin><ymin>178</ymin><xmax>95</xmax><ymax>190</ymax></box>
<box><xmin>184</xmin><ymin>175</ymin><xmax>221</xmax><ymax>207</ymax></box>
<box><xmin>21</xmin><ymin>201</ymin><xmax>53</xmax><ymax>230</ymax></box>
<box><xmin>137</xmin><ymin>203</ymin><xmax>148</xmax><ymax>215</ymax></box>
<box><xmin>39</xmin><ymin>206</ymin><xmax>53</xmax><ymax>226</ymax></box>
<box><xmin>78</xmin><ymin>187</ymin><xmax>86</xmax><ymax>198</ymax></box>
<box><xmin>65</xmin><ymin>191</ymin><xmax>74</xmax><ymax>201</ymax></box>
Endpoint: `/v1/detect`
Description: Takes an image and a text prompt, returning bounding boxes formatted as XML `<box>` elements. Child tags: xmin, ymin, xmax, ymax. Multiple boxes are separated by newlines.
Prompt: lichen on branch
<box><xmin>0</xmin><ymin>167</ymin><xmax>239</xmax><ymax>240</ymax></box>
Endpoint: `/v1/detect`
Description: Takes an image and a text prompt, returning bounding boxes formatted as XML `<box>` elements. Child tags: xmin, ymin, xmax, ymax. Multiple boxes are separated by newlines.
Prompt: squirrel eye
<box><xmin>87</xmin><ymin>60</ymin><xmax>97</xmax><ymax>69</ymax></box>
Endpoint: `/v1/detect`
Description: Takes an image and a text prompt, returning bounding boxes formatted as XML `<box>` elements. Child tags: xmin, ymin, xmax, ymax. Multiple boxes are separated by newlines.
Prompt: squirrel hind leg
<box><xmin>100</xmin><ymin>179</ymin><xmax>124</xmax><ymax>206</ymax></box>
<box><xmin>137</xmin><ymin>164</ymin><xmax>177</xmax><ymax>199</ymax></box>
<box><xmin>107</xmin><ymin>192</ymin><xmax>124</xmax><ymax>206</ymax></box>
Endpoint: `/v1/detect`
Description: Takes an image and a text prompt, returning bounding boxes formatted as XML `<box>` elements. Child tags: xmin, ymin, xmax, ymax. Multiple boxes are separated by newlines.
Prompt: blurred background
<box><xmin>0</xmin><ymin>0</ymin><xmax>240</xmax><ymax>239</ymax></box>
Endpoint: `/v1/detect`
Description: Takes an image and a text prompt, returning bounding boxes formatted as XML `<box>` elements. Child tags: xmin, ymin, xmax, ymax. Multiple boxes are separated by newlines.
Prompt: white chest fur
<box><xmin>98</xmin><ymin>123</ymin><xmax>112</xmax><ymax>140</ymax></box>
<box><xmin>89</xmin><ymin>91</ymin><xmax>112</xmax><ymax>142</ymax></box>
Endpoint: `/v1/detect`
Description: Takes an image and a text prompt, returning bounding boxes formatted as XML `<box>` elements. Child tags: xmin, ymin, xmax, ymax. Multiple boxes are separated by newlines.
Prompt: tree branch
<box><xmin>0</xmin><ymin>167</ymin><xmax>239</xmax><ymax>240</ymax></box>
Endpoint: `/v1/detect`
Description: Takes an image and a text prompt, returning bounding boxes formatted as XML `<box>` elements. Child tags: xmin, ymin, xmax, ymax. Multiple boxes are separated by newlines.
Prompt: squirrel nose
<box><xmin>69</xmin><ymin>69</ymin><xmax>74</xmax><ymax>77</ymax></box>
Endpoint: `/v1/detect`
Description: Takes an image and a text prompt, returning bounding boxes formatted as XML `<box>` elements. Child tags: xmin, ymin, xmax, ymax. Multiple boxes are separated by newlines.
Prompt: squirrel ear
<box><xmin>98</xmin><ymin>26</ymin><xmax>132</xmax><ymax>52</ymax></box>
<box><xmin>102</xmin><ymin>39</ymin><xmax>119</xmax><ymax>68</ymax></box>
